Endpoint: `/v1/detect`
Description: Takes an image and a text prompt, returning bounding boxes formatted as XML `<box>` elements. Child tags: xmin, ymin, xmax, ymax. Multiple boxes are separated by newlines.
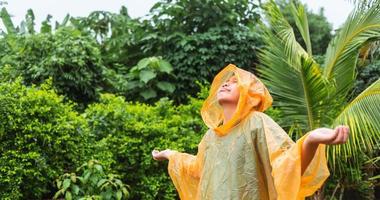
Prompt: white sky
<box><xmin>0</xmin><ymin>0</ymin><xmax>354</xmax><ymax>32</ymax></box>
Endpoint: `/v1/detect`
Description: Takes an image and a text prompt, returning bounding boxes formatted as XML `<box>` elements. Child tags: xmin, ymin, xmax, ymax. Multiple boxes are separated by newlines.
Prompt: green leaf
<box><xmin>40</xmin><ymin>14</ymin><xmax>52</xmax><ymax>33</ymax></box>
<box><xmin>70</xmin><ymin>175</ymin><xmax>77</xmax><ymax>183</ymax></box>
<box><xmin>323</xmin><ymin>2</ymin><xmax>380</xmax><ymax>97</ymax></box>
<box><xmin>65</xmin><ymin>191</ymin><xmax>72</xmax><ymax>200</ymax></box>
<box><xmin>63</xmin><ymin>179</ymin><xmax>71</xmax><ymax>190</ymax></box>
<box><xmin>331</xmin><ymin>79</ymin><xmax>380</xmax><ymax>172</ymax></box>
<box><xmin>157</xmin><ymin>81</ymin><xmax>175</xmax><ymax>93</ymax></box>
<box><xmin>369</xmin><ymin>174</ymin><xmax>380</xmax><ymax>180</ymax></box>
<box><xmin>25</xmin><ymin>9</ymin><xmax>35</xmax><ymax>34</ymax></box>
<box><xmin>125</xmin><ymin>80</ymin><xmax>141</xmax><ymax>90</ymax></box>
<box><xmin>72</xmin><ymin>184</ymin><xmax>80</xmax><ymax>195</ymax></box>
<box><xmin>158</xmin><ymin>60</ymin><xmax>173</xmax><ymax>73</ymax></box>
<box><xmin>97</xmin><ymin>179</ymin><xmax>107</xmax><ymax>187</ymax></box>
<box><xmin>58</xmin><ymin>14</ymin><xmax>70</xmax><ymax>28</ymax></box>
<box><xmin>116</xmin><ymin>191</ymin><xmax>122</xmax><ymax>200</ymax></box>
<box><xmin>94</xmin><ymin>164</ymin><xmax>103</xmax><ymax>173</ymax></box>
<box><xmin>57</xmin><ymin>180</ymin><xmax>62</xmax><ymax>188</ymax></box>
<box><xmin>0</xmin><ymin>8</ymin><xmax>16</xmax><ymax>35</ymax></box>
<box><xmin>53</xmin><ymin>189</ymin><xmax>64</xmax><ymax>199</ymax></box>
<box><xmin>140</xmin><ymin>89</ymin><xmax>157</xmax><ymax>99</ymax></box>
<box><xmin>263</xmin><ymin>1</ymin><xmax>308</xmax><ymax>66</ymax></box>
<box><xmin>136</xmin><ymin>58</ymin><xmax>150</xmax><ymax>69</ymax></box>
<box><xmin>290</xmin><ymin>3</ymin><xmax>312</xmax><ymax>55</ymax></box>
<box><xmin>139</xmin><ymin>70</ymin><xmax>156</xmax><ymax>83</ymax></box>
<box><xmin>259</xmin><ymin>4</ymin><xmax>330</xmax><ymax>131</ymax></box>
<box><xmin>122</xmin><ymin>187</ymin><xmax>129</xmax><ymax>196</ymax></box>
<box><xmin>83</xmin><ymin>171</ymin><xmax>91</xmax><ymax>183</ymax></box>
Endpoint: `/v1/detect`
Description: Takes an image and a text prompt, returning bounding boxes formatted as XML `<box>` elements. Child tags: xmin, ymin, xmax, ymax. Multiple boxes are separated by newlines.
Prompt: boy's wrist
<box><xmin>305</xmin><ymin>131</ymin><xmax>321</xmax><ymax>146</ymax></box>
<box><xmin>165</xmin><ymin>149</ymin><xmax>175</xmax><ymax>159</ymax></box>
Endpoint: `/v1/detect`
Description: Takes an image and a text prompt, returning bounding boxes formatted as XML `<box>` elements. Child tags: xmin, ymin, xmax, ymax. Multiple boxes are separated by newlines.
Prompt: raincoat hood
<box><xmin>201</xmin><ymin>64</ymin><xmax>273</xmax><ymax>136</ymax></box>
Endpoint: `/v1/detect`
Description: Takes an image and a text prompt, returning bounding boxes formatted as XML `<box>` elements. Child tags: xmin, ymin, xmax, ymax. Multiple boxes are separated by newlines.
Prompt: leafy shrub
<box><xmin>54</xmin><ymin>160</ymin><xmax>129</xmax><ymax>200</ymax></box>
<box><xmin>353</xmin><ymin>60</ymin><xmax>380</xmax><ymax>98</ymax></box>
<box><xmin>0</xmin><ymin>80</ymin><xmax>89</xmax><ymax>199</ymax></box>
<box><xmin>81</xmin><ymin>0</ymin><xmax>263</xmax><ymax>103</ymax></box>
<box><xmin>127</xmin><ymin>25</ymin><xmax>263</xmax><ymax>103</ymax></box>
<box><xmin>106</xmin><ymin>56</ymin><xmax>176</xmax><ymax>102</ymax></box>
<box><xmin>83</xmin><ymin>93</ymin><xmax>206</xmax><ymax>200</ymax></box>
<box><xmin>0</xmin><ymin>27</ymin><xmax>107</xmax><ymax>106</ymax></box>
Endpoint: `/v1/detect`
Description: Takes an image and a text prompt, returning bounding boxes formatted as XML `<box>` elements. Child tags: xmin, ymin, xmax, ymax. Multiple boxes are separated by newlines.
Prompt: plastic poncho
<box><xmin>168</xmin><ymin>64</ymin><xmax>330</xmax><ymax>200</ymax></box>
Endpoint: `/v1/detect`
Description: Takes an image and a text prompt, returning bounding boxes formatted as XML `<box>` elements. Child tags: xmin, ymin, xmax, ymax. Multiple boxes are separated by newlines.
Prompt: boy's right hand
<box><xmin>152</xmin><ymin>149</ymin><xmax>174</xmax><ymax>161</ymax></box>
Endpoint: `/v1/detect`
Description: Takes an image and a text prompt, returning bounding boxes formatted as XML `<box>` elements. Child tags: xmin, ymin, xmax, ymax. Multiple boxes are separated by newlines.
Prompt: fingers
<box><xmin>342</xmin><ymin>126</ymin><xmax>350</xmax><ymax>143</ymax></box>
<box><xmin>331</xmin><ymin>126</ymin><xmax>343</xmax><ymax>144</ymax></box>
<box><xmin>331</xmin><ymin>126</ymin><xmax>349</xmax><ymax>145</ymax></box>
<box><xmin>152</xmin><ymin>149</ymin><xmax>161</xmax><ymax>161</ymax></box>
<box><xmin>152</xmin><ymin>149</ymin><xmax>171</xmax><ymax>161</ymax></box>
<box><xmin>319</xmin><ymin>127</ymin><xmax>339</xmax><ymax>144</ymax></box>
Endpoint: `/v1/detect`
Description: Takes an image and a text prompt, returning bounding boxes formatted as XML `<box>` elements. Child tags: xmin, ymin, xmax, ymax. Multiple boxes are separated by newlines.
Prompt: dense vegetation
<box><xmin>0</xmin><ymin>0</ymin><xmax>378</xmax><ymax>199</ymax></box>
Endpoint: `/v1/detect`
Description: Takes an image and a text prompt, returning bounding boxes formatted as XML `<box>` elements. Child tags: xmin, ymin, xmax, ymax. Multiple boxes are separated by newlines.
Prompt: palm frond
<box><xmin>346</xmin><ymin>0</ymin><xmax>378</xmax><ymax>8</ymax></box>
<box><xmin>323</xmin><ymin>1</ymin><xmax>380</xmax><ymax>97</ymax></box>
<box><xmin>290</xmin><ymin>2</ymin><xmax>312</xmax><ymax>55</ymax></box>
<box><xmin>258</xmin><ymin>34</ymin><xmax>330</xmax><ymax>132</ymax></box>
<box><xmin>263</xmin><ymin>1</ymin><xmax>308</xmax><ymax>65</ymax></box>
<box><xmin>330</xmin><ymin>78</ymin><xmax>380</xmax><ymax>171</ymax></box>
<box><xmin>0</xmin><ymin>7</ymin><xmax>16</xmax><ymax>35</ymax></box>
<box><xmin>259</xmin><ymin>1</ymin><xmax>332</xmax><ymax>131</ymax></box>
<box><xmin>25</xmin><ymin>9</ymin><xmax>35</xmax><ymax>34</ymax></box>
<box><xmin>260</xmin><ymin>55</ymin><xmax>330</xmax><ymax>131</ymax></box>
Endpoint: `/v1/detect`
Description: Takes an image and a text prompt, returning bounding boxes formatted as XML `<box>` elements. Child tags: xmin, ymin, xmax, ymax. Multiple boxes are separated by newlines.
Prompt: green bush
<box><xmin>105</xmin><ymin>56</ymin><xmax>177</xmax><ymax>102</ymax></box>
<box><xmin>84</xmin><ymin>0</ymin><xmax>263</xmax><ymax>103</ymax></box>
<box><xmin>0</xmin><ymin>27</ymin><xmax>107</xmax><ymax>106</ymax></box>
<box><xmin>122</xmin><ymin>24</ymin><xmax>263</xmax><ymax>103</ymax></box>
<box><xmin>83</xmin><ymin>93</ymin><xmax>206</xmax><ymax>200</ymax></box>
<box><xmin>54</xmin><ymin>160</ymin><xmax>129</xmax><ymax>200</ymax></box>
<box><xmin>0</xmin><ymin>80</ymin><xmax>89</xmax><ymax>199</ymax></box>
<box><xmin>353</xmin><ymin>60</ymin><xmax>380</xmax><ymax>98</ymax></box>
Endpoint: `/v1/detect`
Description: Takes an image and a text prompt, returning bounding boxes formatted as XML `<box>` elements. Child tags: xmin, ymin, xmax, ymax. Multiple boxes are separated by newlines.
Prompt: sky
<box><xmin>0</xmin><ymin>0</ymin><xmax>354</xmax><ymax>32</ymax></box>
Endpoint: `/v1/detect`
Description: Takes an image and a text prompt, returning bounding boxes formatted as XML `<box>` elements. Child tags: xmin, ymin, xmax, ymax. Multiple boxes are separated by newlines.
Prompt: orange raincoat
<box><xmin>168</xmin><ymin>64</ymin><xmax>329</xmax><ymax>200</ymax></box>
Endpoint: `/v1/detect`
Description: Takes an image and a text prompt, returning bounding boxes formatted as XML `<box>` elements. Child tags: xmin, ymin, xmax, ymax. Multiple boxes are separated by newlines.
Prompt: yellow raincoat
<box><xmin>168</xmin><ymin>64</ymin><xmax>329</xmax><ymax>200</ymax></box>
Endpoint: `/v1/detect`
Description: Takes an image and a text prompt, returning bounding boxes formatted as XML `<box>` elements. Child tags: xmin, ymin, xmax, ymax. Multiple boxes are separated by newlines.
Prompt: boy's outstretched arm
<box><xmin>301</xmin><ymin>126</ymin><xmax>349</xmax><ymax>174</ymax></box>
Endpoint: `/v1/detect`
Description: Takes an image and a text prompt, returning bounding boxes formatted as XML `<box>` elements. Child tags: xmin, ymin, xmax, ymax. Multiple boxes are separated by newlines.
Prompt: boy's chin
<box><xmin>217</xmin><ymin>98</ymin><xmax>238</xmax><ymax>106</ymax></box>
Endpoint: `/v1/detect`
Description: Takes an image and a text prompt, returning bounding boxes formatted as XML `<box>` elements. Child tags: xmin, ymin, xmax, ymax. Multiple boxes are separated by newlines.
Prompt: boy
<box><xmin>152</xmin><ymin>64</ymin><xmax>349</xmax><ymax>200</ymax></box>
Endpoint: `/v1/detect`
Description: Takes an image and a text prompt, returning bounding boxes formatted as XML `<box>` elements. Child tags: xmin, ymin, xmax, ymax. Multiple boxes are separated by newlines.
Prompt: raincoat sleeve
<box><xmin>167</xmin><ymin>131</ymin><xmax>208</xmax><ymax>200</ymax></box>
<box><xmin>257</xmin><ymin>112</ymin><xmax>330</xmax><ymax>199</ymax></box>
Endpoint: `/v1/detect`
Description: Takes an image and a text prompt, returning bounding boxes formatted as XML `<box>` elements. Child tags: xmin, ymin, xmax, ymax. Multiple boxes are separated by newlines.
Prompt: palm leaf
<box><xmin>323</xmin><ymin>1</ymin><xmax>380</xmax><ymax>98</ymax></box>
<box><xmin>290</xmin><ymin>2</ymin><xmax>312</xmax><ymax>55</ymax></box>
<box><xmin>259</xmin><ymin>50</ymin><xmax>330</xmax><ymax>131</ymax></box>
<box><xmin>0</xmin><ymin>7</ymin><xmax>16</xmax><ymax>35</ymax></box>
<box><xmin>263</xmin><ymin>1</ymin><xmax>308</xmax><ymax>66</ymax></box>
<box><xmin>347</xmin><ymin>0</ymin><xmax>378</xmax><ymax>7</ymax></box>
<box><xmin>259</xmin><ymin>1</ymin><xmax>331</xmax><ymax>131</ymax></box>
<box><xmin>331</xmin><ymin>78</ymin><xmax>380</xmax><ymax>172</ymax></box>
<box><xmin>25</xmin><ymin>9</ymin><xmax>35</xmax><ymax>34</ymax></box>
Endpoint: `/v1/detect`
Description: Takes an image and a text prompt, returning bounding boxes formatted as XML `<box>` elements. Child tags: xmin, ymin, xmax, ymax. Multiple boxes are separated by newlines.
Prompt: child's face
<box><xmin>217</xmin><ymin>76</ymin><xmax>240</xmax><ymax>105</ymax></box>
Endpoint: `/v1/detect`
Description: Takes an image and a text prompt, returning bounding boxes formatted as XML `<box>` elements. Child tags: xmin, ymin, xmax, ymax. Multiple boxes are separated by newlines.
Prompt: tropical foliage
<box><xmin>54</xmin><ymin>160</ymin><xmax>129</xmax><ymax>200</ymax></box>
<box><xmin>259</xmin><ymin>0</ymin><xmax>380</xmax><ymax>198</ymax></box>
<box><xmin>0</xmin><ymin>80</ymin><xmax>89</xmax><ymax>199</ymax></box>
<box><xmin>0</xmin><ymin>0</ymin><xmax>378</xmax><ymax>199</ymax></box>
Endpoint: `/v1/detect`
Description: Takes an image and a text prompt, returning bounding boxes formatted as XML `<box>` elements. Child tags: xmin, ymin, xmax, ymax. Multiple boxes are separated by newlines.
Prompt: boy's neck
<box><xmin>222</xmin><ymin>104</ymin><xmax>237</xmax><ymax>124</ymax></box>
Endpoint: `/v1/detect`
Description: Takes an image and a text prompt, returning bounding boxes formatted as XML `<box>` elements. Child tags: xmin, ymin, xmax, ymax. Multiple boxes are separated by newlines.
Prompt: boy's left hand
<box><xmin>308</xmin><ymin>125</ymin><xmax>350</xmax><ymax>145</ymax></box>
